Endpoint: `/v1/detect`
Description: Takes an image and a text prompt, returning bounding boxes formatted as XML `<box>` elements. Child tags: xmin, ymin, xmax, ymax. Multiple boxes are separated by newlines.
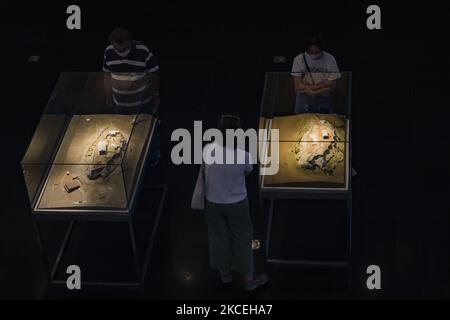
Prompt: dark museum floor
<box><xmin>1</xmin><ymin>2</ymin><xmax>450</xmax><ymax>300</ymax></box>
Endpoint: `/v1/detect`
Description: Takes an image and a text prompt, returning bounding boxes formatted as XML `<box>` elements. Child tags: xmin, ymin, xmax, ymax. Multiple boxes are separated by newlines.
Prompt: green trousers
<box><xmin>203</xmin><ymin>197</ymin><xmax>254</xmax><ymax>275</ymax></box>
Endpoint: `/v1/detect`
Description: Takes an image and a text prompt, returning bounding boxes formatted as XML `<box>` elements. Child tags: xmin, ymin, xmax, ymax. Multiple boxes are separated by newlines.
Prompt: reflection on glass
<box><xmin>260</xmin><ymin>113</ymin><xmax>349</xmax><ymax>143</ymax></box>
<box><xmin>122</xmin><ymin>113</ymin><xmax>154</xmax><ymax>201</ymax></box>
<box><xmin>258</xmin><ymin>71</ymin><xmax>351</xmax><ymax>191</ymax></box>
<box><xmin>38</xmin><ymin>164</ymin><xmax>127</xmax><ymax>210</ymax></box>
<box><xmin>260</xmin><ymin>72</ymin><xmax>351</xmax><ymax>118</ymax></box>
<box><xmin>262</xmin><ymin>141</ymin><xmax>348</xmax><ymax>189</ymax></box>
<box><xmin>21</xmin><ymin>72</ymin><xmax>156</xmax><ymax>213</ymax></box>
<box><xmin>21</xmin><ymin>114</ymin><xmax>66</xmax><ymax>203</ymax></box>
<box><xmin>53</xmin><ymin>114</ymin><xmax>137</xmax><ymax>165</ymax></box>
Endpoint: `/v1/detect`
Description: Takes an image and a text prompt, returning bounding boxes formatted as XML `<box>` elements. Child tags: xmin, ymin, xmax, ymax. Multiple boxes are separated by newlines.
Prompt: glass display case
<box><xmin>259</xmin><ymin>72</ymin><xmax>351</xmax><ymax>192</ymax></box>
<box><xmin>21</xmin><ymin>72</ymin><xmax>158</xmax><ymax>216</ymax></box>
<box><xmin>259</xmin><ymin>71</ymin><xmax>353</xmax><ymax>267</ymax></box>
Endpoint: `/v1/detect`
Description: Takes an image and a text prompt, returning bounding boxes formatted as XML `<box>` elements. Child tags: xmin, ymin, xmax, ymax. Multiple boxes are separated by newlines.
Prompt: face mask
<box><xmin>115</xmin><ymin>48</ymin><xmax>130</xmax><ymax>58</ymax></box>
<box><xmin>308</xmin><ymin>52</ymin><xmax>323</xmax><ymax>60</ymax></box>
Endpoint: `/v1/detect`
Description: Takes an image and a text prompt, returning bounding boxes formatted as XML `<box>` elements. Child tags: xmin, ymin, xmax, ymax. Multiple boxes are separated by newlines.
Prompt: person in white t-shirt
<box><xmin>291</xmin><ymin>34</ymin><xmax>341</xmax><ymax>114</ymax></box>
<box><xmin>201</xmin><ymin>115</ymin><xmax>268</xmax><ymax>292</ymax></box>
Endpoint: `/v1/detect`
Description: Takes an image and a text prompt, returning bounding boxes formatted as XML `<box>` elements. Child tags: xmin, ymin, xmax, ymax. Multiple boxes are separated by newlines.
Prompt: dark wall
<box><xmin>1</xmin><ymin>1</ymin><xmax>449</xmax><ymax>298</ymax></box>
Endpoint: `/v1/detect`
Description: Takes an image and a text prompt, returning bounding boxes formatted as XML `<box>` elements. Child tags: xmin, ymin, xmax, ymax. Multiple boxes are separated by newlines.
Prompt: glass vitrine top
<box><xmin>260</xmin><ymin>71</ymin><xmax>352</xmax><ymax>119</ymax></box>
<box><xmin>21</xmin><ymin>72</ymin><xmax>156</xmax><ymax>211</ymax></box>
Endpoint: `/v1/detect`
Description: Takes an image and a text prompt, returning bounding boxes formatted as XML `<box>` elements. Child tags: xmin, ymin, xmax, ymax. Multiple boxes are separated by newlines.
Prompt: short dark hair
<box><xmin>218</xmin><ymin>115</ymin><xmax>241</xmax><ymax>135</ymax></box>
<box><xmin>306</xmin><ymin>34</ymin><xmax>325</xmax><ymax>51</ymax></box>
<box><xmin>217</xmin><ymin>115</ymin><xmax>242</xmax><ymax>149</ymax></box>
<box><xmin>109</xmin><ymin>28</ymin><xmax>132</xmax><ymax>44</ymax></box>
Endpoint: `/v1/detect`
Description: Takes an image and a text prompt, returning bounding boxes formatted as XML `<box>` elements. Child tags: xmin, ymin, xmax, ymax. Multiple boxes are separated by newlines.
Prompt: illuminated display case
<box><xmin>21</xmin><ymin>72</ymin><xmax>165</xmax><ymax>289</ymax></box>
<box><xmin>259</xmin><ymin>72</ymin><xmax>352</xmax><ymax>193</ymax></box>
<box><xmin>21</xmin><ymin>72</ymin><xmax>158</xmax><ymax>217</ymax></box>
<box><xmin>259</xmin><ymin>71</ymin><xmax>353</xmax><ymax>266</ymax></box>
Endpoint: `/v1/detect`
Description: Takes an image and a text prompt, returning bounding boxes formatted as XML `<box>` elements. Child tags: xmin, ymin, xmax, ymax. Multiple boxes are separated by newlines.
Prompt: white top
<box><xmin>203</xmin><ymin>142</ymin><xmax>253</xmax><ymax>204</ymax></box>
<box><xmin>291</xmin><ymin>51</ymin><xmax>341</xmax><ymax>84</ymax></box>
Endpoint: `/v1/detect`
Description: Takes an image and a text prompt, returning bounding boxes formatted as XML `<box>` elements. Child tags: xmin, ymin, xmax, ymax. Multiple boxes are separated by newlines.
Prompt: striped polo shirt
<box><xmin>103</xmin><ymin>40</ymin><xmax>159</xmax><ymax>108</ymax></box>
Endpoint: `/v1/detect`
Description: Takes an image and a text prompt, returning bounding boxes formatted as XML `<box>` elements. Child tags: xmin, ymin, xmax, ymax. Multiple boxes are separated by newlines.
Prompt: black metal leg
<box><xmin>32</xmin><ymin>185</ymin><xmax>167</xmax><ymax>294</ymax></box>
<box><xmin>34</xmin><ymin>219</ymin><xmax>76</xmax><ymax>285</ymax></box>
<box><xmin>346</xmin><ymin>195</ymin><xmax>353</xmax><ymax>261</ymax></box>
<box><xmin>33</xmin><ymin>220</ymin><xmax>52</xmax><ymax>282</ymax></box>
<box><xmin>141</xmin><ymin>185</ymin><xmax>167</xmax><ymax>283</ymax></box>
<box><xmin>128</xmin><ymin>220</ymin><xmax>142</xmax><ymax>285</ymax></box>
<box><xmin>264</xmin><ymin>195</ymin><xmax>352</xmax><ymax>268</ymax></box>
<box><xmin>265</xmin><ymin>198</ymin><xmax>274</xmax><ymax>260</ymax></box>
<box><xmin>345</xmin><ymin>195</ymin><xmax>353</xmax><ymax>294</ymax></box>
<box><xmin>51</xmin><ymin>220</ymin><xmax>75</xmax><ymax>280</ymax></box>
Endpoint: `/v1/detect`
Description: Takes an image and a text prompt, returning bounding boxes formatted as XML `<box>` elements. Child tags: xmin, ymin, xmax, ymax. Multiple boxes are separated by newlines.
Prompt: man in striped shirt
<box><xmin>103</xmin><ymin>28</ymin><xmax>160</xmax><ymax>114</ymax></box>
<box><xmin>103</xmin><ymin>28</ymin><xmax>161</xmax><ymax>166</ymax></box>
